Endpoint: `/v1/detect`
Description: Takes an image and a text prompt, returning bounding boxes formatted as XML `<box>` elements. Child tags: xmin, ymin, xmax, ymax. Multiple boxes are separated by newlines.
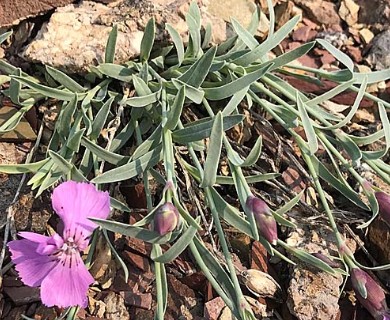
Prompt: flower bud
<box><xmin>246</xmin><ymin>195</ymin><xmax>278</xmax><ymax>245</ymax></box>
<box><xmin>376</xmin><ymin>191</ymin><xmax>390</xmax><ymax>225</ymax></box>
<box><xmin>153</xmin><ymin>202</ymin><xmax>179</xmax><ymax>236</ymax></box>
<box><xmin>350</xmin><ymin>267</ymin><xmax>389</xmax><ymax>319</ymax></box>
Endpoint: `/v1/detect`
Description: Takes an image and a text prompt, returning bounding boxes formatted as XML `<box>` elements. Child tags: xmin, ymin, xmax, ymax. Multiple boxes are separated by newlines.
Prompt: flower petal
<box><xmin>8</xmin><ymin>238</ymin><xmax>57</xmax><ymax>287</ymax></box>
<box><xmin>40</xmin><ymin>253</ymin><xmax>94</xmax><ymax>308</ymax></box>
<box><xmin>52</xmin><ymin>181</ymin><xmax>110</xmax><ymax>237</ymax></box>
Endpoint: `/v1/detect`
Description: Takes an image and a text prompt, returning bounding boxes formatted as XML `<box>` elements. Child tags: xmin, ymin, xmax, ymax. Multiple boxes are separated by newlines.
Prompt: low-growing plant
<box><xmin>1</xmin><ymin>1</ymin><xmax>390</xmax><ymax>319</ymax></box>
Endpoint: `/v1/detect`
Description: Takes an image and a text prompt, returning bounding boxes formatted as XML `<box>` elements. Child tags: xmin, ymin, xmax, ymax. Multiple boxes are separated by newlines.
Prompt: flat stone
<box><xmin>122</xmin><ymin>292</ymin><xmax>152</xmax><ymax>310</ymax></box>
<box><xmin>286</xmin><ymin>228</ymin><xmax>344</xmax><ymax>320</ymax></box>
<box><xmin>104</xmin><ymin>291</ymin><xmax>130</xmax><ymax>320</ymax></box>
<box><xmin>366</xmin><ymin>30</ymin><xmax>390</xmax><ymax>70</ymax></box>
<box><xmin>0</xmin><ymin>0</ymin><xmax>75</xmax><ymax>27</ymax></box>
<box><xmin>293</xmin><ymin>0</ymin><xmax>341</xmax><ymax>26</ymax></box>
<box><xmin>204</xmin><ymin>297</ymin><xmax>225</xmax><ymax>320</ymax></box>
<box><xmin>0</xmin><ymin>107</ymin><xmax>37</xmax><ymax>142</ymax></box>
<box><xmin>3</xmin><ymin>286</ymin><xmax>41</xmax><ymax>306</ymax></box>
<box><xmin>22</xmin><ymin>0</ymin><xmax>270</xmax><ymax>73</ymax></box>
<box><xmin>339</xmin><ymin>0</ymin><xmax>360</xmax><ymax>26</ymax></box>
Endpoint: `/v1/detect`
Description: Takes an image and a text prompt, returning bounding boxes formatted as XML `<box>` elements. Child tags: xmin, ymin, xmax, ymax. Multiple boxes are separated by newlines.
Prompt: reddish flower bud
<box><xmin>376</xmin><ymin>192</ymin><xmax>390</xmax><ymax>225</ymax></box>
<box><xmin>351</xmin><ymin>268</ymin><xmax>389</xmax><ymax>320</ymax></box>
<box><xmin>246</xmin><ymin>195</ymin><xmax>278</xmax><ymax>245</ymax></box>
<box><xmin>153</xmin><ymin>202</ymin><xmax>179</xmax><ymax>236</ymax></box>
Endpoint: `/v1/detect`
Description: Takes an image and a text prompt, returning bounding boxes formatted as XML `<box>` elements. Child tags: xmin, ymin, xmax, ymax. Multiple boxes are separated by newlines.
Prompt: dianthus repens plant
<box><xmin>1</xmin><ymin>1</ymin><xmax>390</xmax><ymax>319</ymax></box>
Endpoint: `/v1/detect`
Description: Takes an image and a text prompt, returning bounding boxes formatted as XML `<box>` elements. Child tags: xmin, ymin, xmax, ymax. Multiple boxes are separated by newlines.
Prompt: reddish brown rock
<box><xmin>292</xmin><ymin>26</ymin><xmax>317</xmax><ymax>42</ymax></box>
<box><xmin>293</xmin><ymin>0</ymin><xmax>341</xmax><ymax>26</ymax></box>
<box><xmin>346</xmin><ymin>45</ymin><xmax>362</xmax><ymax>63</ymax></box>
<box><xmin>122</xmin><ymin>292</ymin><xmax>152</xmax><ymax>310</ymax></box>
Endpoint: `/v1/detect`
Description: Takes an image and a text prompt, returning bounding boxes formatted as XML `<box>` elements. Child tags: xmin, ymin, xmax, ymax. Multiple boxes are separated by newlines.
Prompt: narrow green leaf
<box><xmin>178</xmin><ymin>46</ymin><xmax>217</xmax><ymax>88</ymax></box>
<box><xmin>102</xmin><ymin>229</ymin><xmax>129</xmax><ymax>282</ymax></box>
<box><xmin>336</xmin><ymin>131</ymin><xmax>362</xmax><ymax>165</ymax></box>
<box><xmin>90</xmin><ymin>97</ymin><xmax>114</xmax><ymax>140</ymax></box>
<box><xmin>10</xmin><ymin>76</ymin><xmax>85</xmax><ymax>101</ymax></box>
<box><xmin>165</xmin><ymin>86</ymin><xmax>185</xmax><ymax>130</ymax></box>
<box><xmin>241</xmin><ymin>136</ymin><xmax>262</xmax><ymax>167</ymax></box>
<box><xmin>153</xmin><ymin>222</ymin><xmax>199</xmax><ymax>263</ymax></box>
<box><xmin>57</xmin><ymin>96</ymin><xmax>78</xmax><ymax>138</ymax></box>
<box><xmin>210</xmin><ymin>187</ymin><xmax>253</xmax><ymax>237</ymax></box>
<box><xmin>172</xmin><ymin>115</ymin><xmax>244</xmax><ymax>144</ymax></box>
<box><xmin>297</xmin><ymin>94</ymin><xmax>318</xmax><ymax>154</ymax></box>
<box><xmin>231</xmin><ymin>18</ymin><xmax>258</xmax><ymax>50</ymax></box>
<box><xmin>105</xmin><ymin>25</ymin><xmax>118</xmax><ymax>63</ymax></box>
<box><xmin>45</xmin><ymin>66</ymin><xmax>85</xmax><ymax>92</ymax></box>
<box><xmin>171</xmin><ymin>79</ymin><xmax>204</xmax><ymax>104</ymax></box>
<box><xmin>186</xmin><ymin>13</ymin><xmax>201</xmax><ymax>57</ymax></box>
<box><xmin>353</xmin><ymin>69</ymin><xmax>390</xmax><ymax>84</ymax></box>
<box><xmin>91</xmin><ymin>218</ymin><xmax>171</xmax><ymax>244</ymax></box>
<box><xmin>273</xmin><ymin>211</ymin><xmax>297</xmax><ymax>228</ymax></box>
<box><xmin>293</xmin><ymin>247</ymin><xmax>337</xmax><ymax>275</ymax></box>
<box><xmin>81</xmin><ymin>137</ymin><xmax>130</xmax><ymax>165</ymax></box>
<box><xmin>193</xmin><ymin>237</ymin><xmax>236</xmax><ymax>301</ymax></box>
<box><xmin>232</xmin><ymin>15</ymin><xmax>300</xmax><ymax>66</ymax></box>
<box><xmin>92</xmin><ymin>145</ymin><xmax>162</xmax><ymax>183</ymax></box>
<box><xmin>221</xmin><ymin>87</ymin><xmax>248</xmax><ymax>116</ymax></box>
<box><xmin>0</xmin><ymin>31</ymin><xmax>12</xmax><ymax>45</ymax></box>
<box><xmin>316</xmin><ymin>39</ymin><xmax>354</xmax><ymax>71</ymax></box>
<box><xmin>48</xmin><ymin>150</ymin><xmax>72</xmax><ymax>175</ymax></box>
<box><xmin>125</xmin><ymin>90</ymin><xmax>160</xmax><ymax>107</ymax></box>
<box><xmin>203</xmin><ymin>63</ymin><xmax>273</xmax><ymax>100</ymax></box>
<box><xmin>110</xmin><ymin>197</ymin><xmax>131</xmax><ymax>213</ymax></box>
<box><xmin>140</xmin><ymin>17</ymin><xmax>156</xmax><ymax>62</ymax></box>
<box><xmin>97</xmin><ymin>64</ymin><xmax>135</xmax><ymax>82</ymax></box>
<box><xmin>0</xmin><ymin>158</ymin><xmax>50</xmax><ymax>174</ymax></box>
<box><xmin>166</xmin><ymin>23</ymin><xmax>185</xmax><ymax>65</ymax></box>
<box><xmin>310</xmin><ymin>155</ymin><xmax>368</xmax><ymax>209</ymax></box>
<box><xmin>66</xmin><ymin>128</ymin><xmax>85</xmax><ymax>152</ymax></box>
<box><xmin>379</xmin><ymin>102</ymin><xmax>390</xmax><ymax>152</ymax></box>
<box><xmin>172</xmin><ymin>195</ymin><xmax>202</xmax><ymax>230</ymax></box>
<box><xmin>275</xmin><ymin>191</ymin><xmax>304</xmax><ymax>215</ymax></box>
<box><xmin>201</xmin><ymin>112</ymin><xmax>223</xmax><ymax>187</ymax></box>
<box><xmin>268</xmin><ymin>42</ymin><xmax>315</xmax><ymax>71</ymax></box>
<box><xmin>132</xmin><ymin>125</ymin><xmax>162</xmax><ymax>160</ymax></box>
<box><xmin>215</xmin><ymin>173</ymin><xmax>280</xmax><ymax>184</ymax></box>
<box><xmin>202</xmin><ymin>22</ymin><xmax>212</xmax><ymax>49</ymax></box>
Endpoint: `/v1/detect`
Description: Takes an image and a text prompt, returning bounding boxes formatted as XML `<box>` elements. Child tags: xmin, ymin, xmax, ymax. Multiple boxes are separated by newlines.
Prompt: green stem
<box><xmin>204</xmin><ymin>187</ymin><xmax>252</xmax><ymax>318</ymax></box>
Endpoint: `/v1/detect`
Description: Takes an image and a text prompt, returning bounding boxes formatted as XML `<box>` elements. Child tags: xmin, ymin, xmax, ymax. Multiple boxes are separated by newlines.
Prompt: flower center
<box><xmin>60</xmin><ymin>237</ymin><xmax>79</xmax><ymax>255</ymax></box>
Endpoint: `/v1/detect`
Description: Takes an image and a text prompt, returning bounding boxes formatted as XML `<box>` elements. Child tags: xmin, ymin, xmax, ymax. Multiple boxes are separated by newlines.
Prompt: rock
<box><xmin>359</xmin><ymin>28</ymin><xmax>374</xmax><ymax>45</ymax></box>
<box><xmin>3</xmin><ymin>286</ymin><xmax>41</xmax><ymax>306</ymax></box>
<box><xmin>356</xmin><ymin>0</ymin><xmax>390</xmax><ymax>25</ymax></box>
<box><xmin>0</xmin><ymin>106</ymin><xmax>37</xmax><ymax>142</ymax></box>
<box><xmin>286</xmin><ymin>229</ymin><xmax>344</xmax><ymax>320</ymax></box>
<box><xmin>122</xmin><ymin>292</ymin><xmax>152</xmax><ymax>310</ymax></box>
<box><xmin>22</xmin><ymin>0</ymin><xmax>266</xmax><ymax>73</ymax></box>
<box><xmin>345</xmin><ymin>45</ymin><xmax>362</xmax><ymax>63</ymax></box>
<box><xmin>292</xmin><ymin>26</ymin><xmax>317</xmax><ymax>42</ymax></box>
<box><xmin>293</xmin><ymin>0</ymin><xmax>341</xmax><ymax>26</ymax></box>
<box><xmin>204</xmin><ymin>297</ymin><xmax>225</xmax><ymax>320</ymax></box>
<box><xmin>274</xmin><ymin>1</ymin><xmax>294</xmax><ymax>30</ymax></box>
<box><xmin>23</xmin><ymin>1</ymin><xmax>144</xmax><ymax>73</ymax></box>
<box><xmin>0</xmin><ymin>0</ymin><xmax>75</xmax><ymax>27</ymax></box>
<box><xmin>338</xmin><ymin>0</ymin><xmax>360</xmax><ymax>26</ymax></box>
<box><xmin>166</xmin><ymin>274</ymin><xmax>200</xmax><ymax>320</ymax></box>
<box><xmin>366</xmin><ymin>30</ymin><xmax>390</xmax><ymax>70</ymax></box>
<box><xmin>104</xmin><ymin>291</ymin><xmax>130</xmax><ymax>320</ymax></box>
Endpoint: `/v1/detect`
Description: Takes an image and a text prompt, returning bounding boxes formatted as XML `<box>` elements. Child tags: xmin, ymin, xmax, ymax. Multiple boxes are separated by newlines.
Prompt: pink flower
<box><xmin>8</xmin><ymin>181</ymin><xmax>110</xmax><ymax>308</ymax></box>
